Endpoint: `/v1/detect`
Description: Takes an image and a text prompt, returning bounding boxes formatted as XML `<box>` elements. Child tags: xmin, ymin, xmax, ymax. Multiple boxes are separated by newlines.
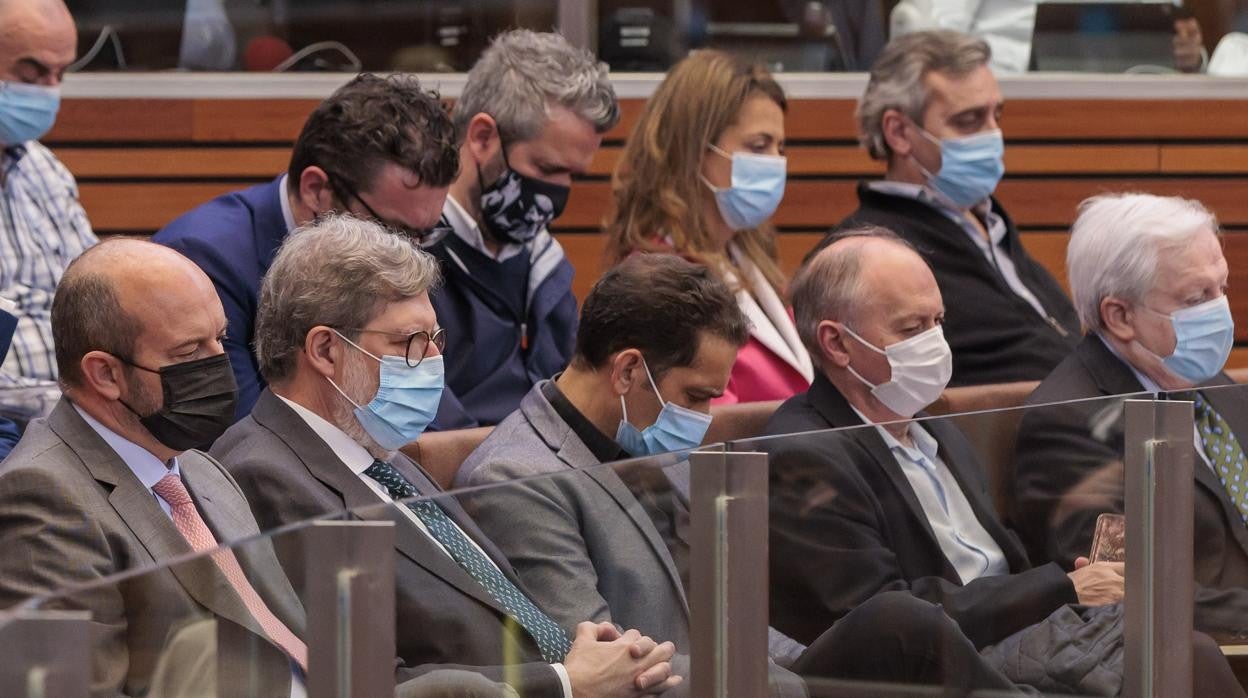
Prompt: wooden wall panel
<box><xmin>48</xmin><ymin>94</ymin><xmax>1248</xmax><ymax>359</ymax></box>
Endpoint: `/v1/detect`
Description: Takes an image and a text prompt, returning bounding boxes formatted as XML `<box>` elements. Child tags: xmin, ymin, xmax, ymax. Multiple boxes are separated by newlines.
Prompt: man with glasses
<box><xmin>213</xmin><ymin>214</ymin><xmax>681</xmax><ymax>697</ymax></box>
<box><xmin>154</xmin><ymin>73</ymin><xmax>458</xmax><ymax>424</ymax></box>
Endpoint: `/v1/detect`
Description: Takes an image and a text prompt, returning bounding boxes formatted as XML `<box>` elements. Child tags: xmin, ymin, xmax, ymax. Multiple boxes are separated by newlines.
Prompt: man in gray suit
<box><xmin>458</xmin><ymin>253</ymin><xmax>1027</xmax><ymax>695</ymax></box>
<box><xmin>0</xmin><ymin>239</ymin><xmax>306</xmax><ymax>696</ymax></box>
<box><xmin>212</xmin><ymin>214</ymin><xmax>681</xmax><ymax>697</ymax></box>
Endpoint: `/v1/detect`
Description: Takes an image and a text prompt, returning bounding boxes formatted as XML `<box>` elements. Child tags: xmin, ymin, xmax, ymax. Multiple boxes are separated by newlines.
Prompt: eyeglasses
<box><xmin>328</xmin><ymin>175</ymin><xmax>451</xmax><ymax>248</ymax></box>
<box><xmin>337</xmin><ymin>327</ymin><xmax>447</xmax><ymax>367</ymax></box>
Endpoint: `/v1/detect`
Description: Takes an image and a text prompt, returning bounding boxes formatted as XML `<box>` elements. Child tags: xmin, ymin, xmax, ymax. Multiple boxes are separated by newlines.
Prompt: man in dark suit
<box><xmin>153</xmin><ymin>73</ymin><xmax>460</xmax><ymax>425</ymax></box>
<box><xmin>1014</xmin><ymin>193</ymin><xmax>1248</xmax><ymax>639</ymax></box>
<box><xmin>819</xmin><ymin>30</ymin><xmax>1078</xmax><ymax>386</ymax></box>
<box><xmin>213</xmin><ymin>214</ymin><xmax>680</xmax><ymax>696</ymax></box>
<box><xmin>0</xmin><ymin>238</ymin><xmax>305</xmax><ymax>696</ymax></box>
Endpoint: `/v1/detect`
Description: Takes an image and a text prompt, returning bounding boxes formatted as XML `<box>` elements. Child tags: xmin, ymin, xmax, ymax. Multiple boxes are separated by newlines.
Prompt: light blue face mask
<box><xmin>701</xmin><ymin>144</ymin><xmax>787</xmax><ymax>231</ymax></box>
<box><xmin>329</xmin><ymin>331</ymin><xmax>445</xmax><ymax>450</ymax></box>
<box><xmin>913</xmin><ymin>127</ymin><xmax>1005</xmax><ymax>209</ymax></box>
<box><xmin>615</xmin><ymin>358</ymin><xmax>713</xmax><ymax>458</ymax></box>
<box><xmin>0</xmin><ymin>82</ymin><xmax>60</xmax><ymax>146</ymax></box>
<box><xmin>1145</xmin><ymin>295</ymin><xmax>1235</xmax><ymax>384</ymax></box>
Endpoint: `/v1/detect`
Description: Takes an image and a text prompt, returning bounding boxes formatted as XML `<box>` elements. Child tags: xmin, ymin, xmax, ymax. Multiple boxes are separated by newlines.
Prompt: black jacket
<box><xmin>1013</xmin><ymin>335</ymin><xmax>1248</xmax><ymax>639</ymax></box>
<box><xmin>824</xmin><ymin>183</ymin><xmax>1079</xmax><ymax>386</ymax></box>
<box><xmin>764</xmin><ymin>373</ymin><xmax>1077</xmax><ymax>650</ymax></box>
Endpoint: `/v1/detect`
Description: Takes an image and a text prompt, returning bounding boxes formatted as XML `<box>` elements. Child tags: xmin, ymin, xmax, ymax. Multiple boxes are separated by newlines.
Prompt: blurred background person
<box><xmin>0</xmin><ymin>0</ymin><xmax>96</xmax><ymax>424</ymax></box>
<box><xmin>605</xmin><ymin>49</ymin><xmax>813</xmax><ymax>405</ymax></box>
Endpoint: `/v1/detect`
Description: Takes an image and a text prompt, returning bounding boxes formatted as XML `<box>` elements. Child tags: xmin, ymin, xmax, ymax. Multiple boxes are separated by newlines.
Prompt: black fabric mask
<box><xmin>120</xmin><ymin>353</ymin><xmax>239</xmax><ymax>451</ymax></box>
<box><xmin>478</xmin><ymin>147</ymin><xmax>570</xmax><ymax>244</ymax></box>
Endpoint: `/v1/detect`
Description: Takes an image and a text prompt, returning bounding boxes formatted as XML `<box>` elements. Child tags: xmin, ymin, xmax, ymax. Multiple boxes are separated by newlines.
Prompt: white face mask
<box><xmin>842</xmin><ymin>324</ymin><xmax>953</xmax><ymax>417</ymax></box>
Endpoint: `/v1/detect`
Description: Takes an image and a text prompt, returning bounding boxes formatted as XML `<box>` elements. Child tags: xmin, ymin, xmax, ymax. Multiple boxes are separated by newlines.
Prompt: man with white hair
<box><xmin>213</xmin><ymin>214</ymin><xmax>681</xmax><ymax>697</ymax></box>
<box><xmin>1014</xmin><ymin>193</ymin><xmax>1248</xmax><ymax>638</ymax></box>
<box><xmin>423</xmin><ymin>29</ymin><xmax>619</xmax><ymax>428</ymax></box>
<box><xmin>816</xmin><ymin>30</ymin><xmax>1078</xmax><ymax>387</ymax></box>
<box><xmin>0</xmin><ymin>0</ymin><xmax>97</xmax><ymax>420</ymax></box>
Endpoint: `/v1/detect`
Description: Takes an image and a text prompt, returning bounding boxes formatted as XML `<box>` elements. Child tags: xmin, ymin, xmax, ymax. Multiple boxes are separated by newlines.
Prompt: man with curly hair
<box><xmin>154</xmin><ymin>73</ymin><xmax>459</xmax><ymax>424</ymax></box>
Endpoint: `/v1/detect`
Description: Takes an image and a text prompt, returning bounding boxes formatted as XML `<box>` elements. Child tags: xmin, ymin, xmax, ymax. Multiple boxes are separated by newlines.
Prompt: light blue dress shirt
<box><xmin>853</xmin><ymin>406</ymin><xmax>1010</xmax><ymax>584</ymax></box>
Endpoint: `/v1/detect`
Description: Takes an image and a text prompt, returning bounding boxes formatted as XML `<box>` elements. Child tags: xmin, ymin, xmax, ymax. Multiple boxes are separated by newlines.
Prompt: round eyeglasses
<box><xmin>337</xmin><ymin>327</ymin><xmax>447</xmax><ymax>367</ymax></box>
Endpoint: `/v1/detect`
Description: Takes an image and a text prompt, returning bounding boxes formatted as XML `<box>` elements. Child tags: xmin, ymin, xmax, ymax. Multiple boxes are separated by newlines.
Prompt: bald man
<box><xmin>762</xmin><ymin>226</ymin><xmax>1244</xmax><ymax>695</ymax></box>
<box><xmin>0</xmin><ymin>0</ymin><xmax>96</xmax><ymax>420</ymax></box>
<box><xmin>0</xmin><ymin>239</ymin><xmax>305</xmax><ymax>696</ymax></box>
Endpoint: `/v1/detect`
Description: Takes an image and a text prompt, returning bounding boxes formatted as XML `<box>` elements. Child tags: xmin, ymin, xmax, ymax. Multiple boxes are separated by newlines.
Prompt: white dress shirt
<box><xmin>74</xmin><ymin>404</ymin><xmax>306</xmax><ymax>698</ymax></box>
<box><xmin>444</xmin><ymin>194</ymin><xmax>527</xmax><ymax>262</ymax></box>
<box><xmin>853</xmin><ymin>406</ymin><xmax>1010</xmax><ymax>584</ymax></box>
<box><xmin>274</xmin><ymin>395</ymin><xmax>573</xmax><ymax>697</ymax></box>
<box><xmin>868</xmin><ymin>180</ymin><xmax>1052</xmax><ymax>321</ymax></box>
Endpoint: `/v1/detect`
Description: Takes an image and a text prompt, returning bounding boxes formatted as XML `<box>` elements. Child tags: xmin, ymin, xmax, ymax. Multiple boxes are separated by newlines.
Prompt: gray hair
<box><xmin>857</xmin><ymin>30</ymin><xmax>991</xmax><ymax>161</ymax></box>
<box><xmin>1067</xmin><ymin>193</ymin><xmax>1219</xmax><ymax>334</ymax></box>
<box><xmin>452</xmin><ymin>29</ymin><xmax>620</xmax><ymax>142</ymax></box>
<box><xmin>792</xmin><ymin>226</ymin><xmax>914</xmax><ymax>358</ymax></box>
<box><xmin>255</xmin><ymin>213</ymin><xmax>442</xmax><ymax>383</ymax></box>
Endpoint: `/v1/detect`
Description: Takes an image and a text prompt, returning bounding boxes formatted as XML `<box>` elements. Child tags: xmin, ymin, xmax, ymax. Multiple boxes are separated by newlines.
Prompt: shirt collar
<box><xmin>868</xmin><ymin>180</ymin><xmax>998</xmax><ymax>234</ymax></box>
<box><xmin>848</xmin><ymin>403</ymin><xmax>940</xmax><ymax>463</ymax></box>
<box><xmin>1097</xmin><ymin>333</ymin><xmax>1163</xmax><ymax>394</ymax></box>
<box><xmin>73</xmin><ymin>403</ymin><xmax>181</xmax><ymax>488</ymax></box>
<box><xmin>443</xmin><ymin>194</ymin><xmax>527</xmax><ymax>262</ymax></box>
<box><xmin>275</xmin><ymin>394</ymin><xmax>376</xmax><ymax>474</ymax></box>
<box><xmin>278</xmin><ymin>173</ymin><xmax>297</xmax><ymax>234</ymax></box>
<box><xmin>541</xmin><ymin>379</ymin><xmax>628</xmax><ymax>463</ymax></box>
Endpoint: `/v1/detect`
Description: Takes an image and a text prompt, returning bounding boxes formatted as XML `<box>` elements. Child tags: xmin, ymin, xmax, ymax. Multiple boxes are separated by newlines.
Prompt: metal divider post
<box><xmin>689</xmin><ymin>449</ymin><xmax>770</xmax><ymax>698</ymax></box>
<box><xmin>1123</xmin><ymin>399</ymin><xmax>1195</xmax><ymax>698</ymax></box>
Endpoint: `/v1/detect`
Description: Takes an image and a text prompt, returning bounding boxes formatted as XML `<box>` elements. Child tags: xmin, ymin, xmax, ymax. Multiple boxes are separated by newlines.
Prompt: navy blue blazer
<box><xmin>153</xmin><ymin>176</ymin><xmax>477</xmax><ymax>430</ymax></box>
<box><xmin>153</xmin><ymin>176</ymin><xmax>288</xmax><ymax>422</ymax></box>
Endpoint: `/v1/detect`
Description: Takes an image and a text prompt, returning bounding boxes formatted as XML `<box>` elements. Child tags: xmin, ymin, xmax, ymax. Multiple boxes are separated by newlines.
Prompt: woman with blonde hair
<box><xmin>605</xmin><ymin>49</ymin><xmax>812</xmax><ymax>404</ymax></box>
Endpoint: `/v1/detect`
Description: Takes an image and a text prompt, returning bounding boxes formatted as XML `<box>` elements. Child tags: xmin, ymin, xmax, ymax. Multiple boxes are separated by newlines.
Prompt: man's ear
<box><xmin>464</xmin><ymin>113</ymin><xmax>502</xmax><ymax>168</ymax></box>
<box><xmin>1100</xmin><ymin>296</ymin><xmax>1136</xmax><ymax>343</ymax></box>
<box><xmin>608</xmin><ymin>349</ymin><xmax>645</xmax><ymax>397</ymax></box>
<box><xmin>297</xmin><ymin>166</ymin><xmax>336</xmax><ymax>214</ymax></box>
<box><xmin>881</xmin><ymin>109</ymin><xmax>914</xmax><ymax>160</ymax></box>
<box><xmin>79</xmin><ymin>351</ymin><xmax>127</xmax><ymax>400</ymax></box>
<box><xmin>304</xmin><ymin>326</ymin><xmax>341</xmax><ymax>378</ymax></box>
<box><xmin>817</xmin><ymin>320</ymin><xmax>853</xmax><ymax>368</ymax></box>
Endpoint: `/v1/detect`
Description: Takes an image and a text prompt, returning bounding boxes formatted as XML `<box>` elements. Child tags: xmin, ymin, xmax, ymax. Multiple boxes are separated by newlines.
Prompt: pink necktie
<box><xmin>152</xmin><ymin>473</ymin><xmax>308</xmax><ymax>672</ymax></box>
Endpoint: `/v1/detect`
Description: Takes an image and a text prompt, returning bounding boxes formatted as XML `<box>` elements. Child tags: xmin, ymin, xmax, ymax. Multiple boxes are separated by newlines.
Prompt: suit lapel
<box><xmin>250</xmin><ymin>391</ymin><xmax>519</xmax><ymax>618</ymax></box>
<box><xmin>523</xmin><ymin>390</ymin><xmax>691</xmax><ymax>615</ymax></box>
<box><xmin>47</xmin><ymin>402</ymin><xmax>270</xmax><ymax>639</ymax></box>
<box><xmin>806</xmin><ymin>377</ymin><xmax>960</xmax><ymax>580</ymax></box>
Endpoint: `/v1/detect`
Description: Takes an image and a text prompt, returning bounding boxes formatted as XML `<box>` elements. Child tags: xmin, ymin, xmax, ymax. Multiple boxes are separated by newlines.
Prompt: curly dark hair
<box><xmin>288</xmin><ymin>73</ymin><xmax>459</xmax><ymax>195</ymax></box>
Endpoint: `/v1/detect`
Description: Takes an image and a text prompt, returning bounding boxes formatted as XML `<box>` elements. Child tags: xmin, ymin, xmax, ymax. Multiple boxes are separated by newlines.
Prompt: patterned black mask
<box><xmin>478</xmin><ymin>146</ymin><xmax>570</xmax><ymax>244</ymax></box>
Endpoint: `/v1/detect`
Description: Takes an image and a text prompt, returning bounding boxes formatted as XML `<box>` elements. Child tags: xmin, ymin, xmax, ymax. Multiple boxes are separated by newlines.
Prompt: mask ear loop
<box><xmin>838</xmin><ymin>323</ymin><xmax>887</xmax><ymax>390</ymax></box>
<box><xmin>325</xmin><ymin>329</ymin><xmax>381</xmax><ymax>409</ymax></box>
<box><xmin>619</xmin><ymin>356</ymin><xmax>667</xmax><ymax>427</ymax></box>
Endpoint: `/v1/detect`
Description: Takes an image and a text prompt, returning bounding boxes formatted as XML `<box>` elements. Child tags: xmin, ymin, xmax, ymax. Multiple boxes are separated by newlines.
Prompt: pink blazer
<box><xmin>715</xmin><ymin>336</ymin><xmax>812</xmax><ymax>405</ymax></box>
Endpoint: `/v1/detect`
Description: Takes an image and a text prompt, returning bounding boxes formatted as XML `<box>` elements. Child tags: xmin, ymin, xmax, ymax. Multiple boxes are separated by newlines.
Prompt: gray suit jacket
<box><xmin>212</xmin><ymin>389</ymin><xmax>565</xmax><ymax>696</ymax></box>
<box><xmin>458</xmin><ymin>382</ymin><xmax>804</xmax><ymax>697</ymax></box>
<box><xmin>0</xmin><ymin>399</ymin><xmax>304</xmax><ymax>697</ymax></box>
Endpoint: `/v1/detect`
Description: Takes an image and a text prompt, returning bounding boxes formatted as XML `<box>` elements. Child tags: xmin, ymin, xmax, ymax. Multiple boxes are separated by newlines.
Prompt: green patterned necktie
<box><xmin>1193</xmin><ymin>395</ymin><xmax>1248</xmax><ymax>524</ymax></box>
<box><xmin>363</xmin><ymin>459</ymin><xmax>572</xmax><ymax>663</ymax></box>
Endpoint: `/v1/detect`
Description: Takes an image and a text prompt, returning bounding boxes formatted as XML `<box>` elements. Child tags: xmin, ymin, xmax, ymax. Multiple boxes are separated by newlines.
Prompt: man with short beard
<box><xmin>213</xmin><ymin>214</ymin><xmax>681</xmax><ymax>697</ymax></box>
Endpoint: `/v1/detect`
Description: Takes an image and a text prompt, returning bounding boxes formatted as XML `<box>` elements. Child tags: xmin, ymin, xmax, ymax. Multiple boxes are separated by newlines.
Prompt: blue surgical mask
<box><xmin>0</xmin><ymin>82</ymin><xmax>60</xmax><ymax>146</ymax></box>
<box><xmin>1145</xmin><ymin>296</ymin><xmax>1234</xmax><ymax>384</ymax></box>
<box><xmin>615</xmin><ymin>358</ymin><xmax>713</xmax><ymax>457</ymax></box>
<box><xmin>701</xmin><ymin>144</ymin><xmax>787</xmax><ymax>231</ymax></box>
<box><xmin>913</xmin><ymin>127</ymin><xmax>1005</xmax><ymax>209</ymax></box>
<box><xmin>328</xmin><ymin>331</ymin><xmax>445</xmax><ymax>450</ymax></box>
